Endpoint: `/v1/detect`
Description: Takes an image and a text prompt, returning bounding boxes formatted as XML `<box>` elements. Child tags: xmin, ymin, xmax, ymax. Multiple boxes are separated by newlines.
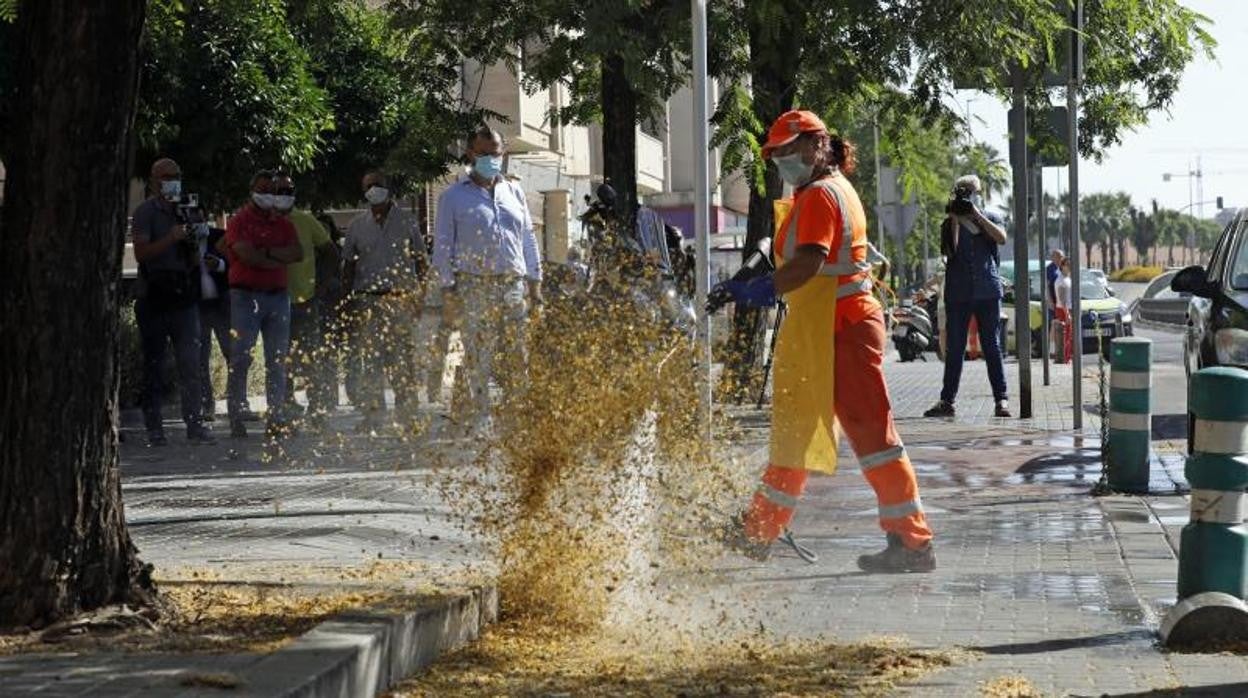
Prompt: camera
<box><xmin>175</xmin><ymin>193</ymin><xmax>210</xmax><ymax>241</ymax></box>
<box><xmin>945</xmin><ymin>186</ymin><xmax>976</xmax><ymax>216</ymax></box>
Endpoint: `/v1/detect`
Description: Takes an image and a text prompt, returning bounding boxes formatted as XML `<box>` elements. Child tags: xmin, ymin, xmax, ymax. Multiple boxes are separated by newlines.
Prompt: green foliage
<box><xmin>286</xmin><ymin>0</ymin><xmax>463</xmax><ymax>207</ymax></box>
<box><xmin>1081</xmin><ymin>191</ymin><xmax>1132</xmax><ymax>252</ymax></box>
<box><xmin>0</xmin><ymin>0</ymin><xmax>15</xmax><ymax>23</ymax></box>
<box><xmin>390</xmin><ymin>0</ymin><xmax>689</xmax><ymax>132</ymax></box>
<box><xmin>137</xmin><ymin>0</ymin><xmax>333</xmax><ymax>211</ymax></box>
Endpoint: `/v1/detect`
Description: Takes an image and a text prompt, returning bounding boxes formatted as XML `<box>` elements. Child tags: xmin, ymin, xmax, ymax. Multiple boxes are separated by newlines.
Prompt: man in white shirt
<box><xmin>433</xmin><ymin>127</ymin><xmax>542</xmax><ymax>428</ymax></box>
<box><xmin>343</xmin><ymin>170</ymin><xmax>427</xmax><ymax>430</ymax></box>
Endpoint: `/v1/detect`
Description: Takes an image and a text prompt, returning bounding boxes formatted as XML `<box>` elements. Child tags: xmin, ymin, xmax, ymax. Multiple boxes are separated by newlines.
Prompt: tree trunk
<box><xmin>1085</xmin><ymin>241</ymin><xmax>1095</xmax><ymax>270</ymax></box>
<box><xmin>600</xmin><ymin>54</ymin><xmax>639</xmax><ymax>231</ymax></box>
<box><xmin>1100</xmin><ymin>240</ymin><xmax>1109</xmax><ymax>272</ymax></box>
<box><xmin>720</xmin><ymin>1</ymin><xmax>804</xmax><ymax>401</ymax></box>
<box><xmin>0</xmin><ymin>0</ymin><xmax>154</xmax><ymax>630</ymax></box>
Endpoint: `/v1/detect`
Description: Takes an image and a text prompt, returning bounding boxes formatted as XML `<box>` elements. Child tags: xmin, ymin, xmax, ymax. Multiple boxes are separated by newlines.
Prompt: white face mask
<box><xmin>364</xmin><ymin>186</ymin><xmax>390</xmax><ymax>205</ymax></box>
<box><xmin>773</xmin><ymin>153</ymin><xmax>814</xmax><ymax>187</ymax></box>
<box><xmin>272</xmin><ymin>195</ymin><xmax>296</xmax><ymax>212</ymax></box>
<box><xmin>252</xmin><ymin>192</ymin><xmax>275</xmax><ymax>210</ymax></box>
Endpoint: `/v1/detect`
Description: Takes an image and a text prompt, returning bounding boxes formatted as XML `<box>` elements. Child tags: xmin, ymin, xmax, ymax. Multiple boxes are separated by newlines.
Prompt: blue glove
<box><xmin>722</xmin><ymin>274</ymin><xmax>778</xmax><ymax>308</ymax></box>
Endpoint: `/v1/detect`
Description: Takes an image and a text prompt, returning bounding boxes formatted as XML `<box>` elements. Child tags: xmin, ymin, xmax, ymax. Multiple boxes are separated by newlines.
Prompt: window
<box><xmin>1231</xmin><ymin>226</ymin><xmax>1248</xmax><ymax>290</ymax></box>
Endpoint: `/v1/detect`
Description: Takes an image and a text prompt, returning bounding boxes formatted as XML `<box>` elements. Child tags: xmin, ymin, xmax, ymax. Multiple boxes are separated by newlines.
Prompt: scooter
<box><xmin>891</xmin><ymin>290</ymin><xmax>937</xmax><ymax>362</ymax></box>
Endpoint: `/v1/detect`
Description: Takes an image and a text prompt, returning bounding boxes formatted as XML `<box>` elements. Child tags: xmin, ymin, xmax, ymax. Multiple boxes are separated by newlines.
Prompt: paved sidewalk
<box><xmin>705</xmin><ymin>336</ymin><xmax>1246</xmax><ymax>696</ymax></box>
<box><xmin>0</xmin><ymin>406</ymin><xmax>493</xmax><ymax>696</ymax></box>
<box><xmin>6</xmin><ymin>325</ymin><xmax>1240</xmax><ymax>696</ymax></box>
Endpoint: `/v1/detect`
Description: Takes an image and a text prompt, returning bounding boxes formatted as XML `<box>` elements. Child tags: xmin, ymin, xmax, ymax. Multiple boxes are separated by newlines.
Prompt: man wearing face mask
<box><xmin>712</xmin><ymin>110</ymin><xmax>935</xmax><ymax>573</ymax></box>
<box><xmin>270</xmin><ymin>174</ymin><xmax>339</xmax><ymax>431</ymax></box>
<box><xmin>924</xmin><ymin>175</ymin><xmax>1010</xmax><ymax>419</ymax></box>
<box><xmin>131</xmin><ymin>157</ymin><xmax>215</xmax><ymax>446</ymax></box>
<box><xmin>221</xmin><ymin>169</ymin><xmax>304</xmax><ymax>438</ymax></box>
<box><xmin>343</xmin><ymin>170</ymin><xmax>427</xmax><ymax>432</ymax></box>
<box><xmin>433</xmin><ymin>126</ymin><xmax>542</xmax><ymax>431</ymax></box>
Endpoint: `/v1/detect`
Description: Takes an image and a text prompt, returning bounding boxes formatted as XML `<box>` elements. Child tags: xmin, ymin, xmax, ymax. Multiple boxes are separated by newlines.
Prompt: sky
<box><xmin>957</xmin><ymin>0</ymin><xmax>1246</xmax><ymax>219</ymax></box>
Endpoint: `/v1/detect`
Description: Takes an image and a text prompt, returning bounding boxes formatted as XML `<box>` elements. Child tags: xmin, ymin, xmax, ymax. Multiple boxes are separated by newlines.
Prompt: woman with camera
<box><xmin>924</xmin><ymin>175</ymin><xmax>1011</xmax><ymax>419</ymax></box>
<box><xmin>712</xmin><ymin>110</ymin><xmax>936</xmax><ymax>573</ymax></box>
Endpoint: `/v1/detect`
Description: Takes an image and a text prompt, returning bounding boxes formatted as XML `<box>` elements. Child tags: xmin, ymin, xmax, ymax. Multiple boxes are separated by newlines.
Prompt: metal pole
<box><xmin>1068</xmin><ymin>53</ymin><xmax>1083</xmax><ymax>431</ymax></box>
<box><xmin>691</xmin><ymin>0</ymin><xmax>712</xmax><ymax>441</ymax></box>
<box><xmin>921</xmin><ymin>197</ymin><xmax>929</xmax><ymax>280</ymax></box>
<box><xmin>873</xmin><ymin>118</ymin><xmax>885</xmax><ymax>254</ymax></box>
<box><xmin>1038</xmin><ymin>165</ymin><xmax>1050</xmax><ymax>386</ymax></box>
<box><xmin>1009</xmin><ymin>69</ymin><xmax>1033</xmax><ymax>419</ymax></box>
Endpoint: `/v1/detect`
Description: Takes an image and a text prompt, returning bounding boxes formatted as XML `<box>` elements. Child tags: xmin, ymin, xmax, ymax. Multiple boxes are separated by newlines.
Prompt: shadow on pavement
<box><xmin>1072</xmin><ymin>684</ymin><xmax>1248</xmax><ymax>698</ymax></box>
<box><xmin>972</xmin><ymin>629</ymin><xmax>1154</xmax><ymax>656</ymax></box>
<box><xmin>1152</xmin><ymin>413</ymin><xmax>1188</xmax><ymax>440</ymax></box>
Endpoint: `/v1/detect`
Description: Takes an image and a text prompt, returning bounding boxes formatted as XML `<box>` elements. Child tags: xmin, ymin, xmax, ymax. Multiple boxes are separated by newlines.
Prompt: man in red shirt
<box><xmin>221</xmin><ymin>170</ymin><xmax>303</xmax><ymax>438</ymax></box>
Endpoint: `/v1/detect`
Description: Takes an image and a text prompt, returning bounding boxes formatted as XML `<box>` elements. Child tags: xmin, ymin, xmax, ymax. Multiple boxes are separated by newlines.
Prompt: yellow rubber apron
<box><xmin>768</xmin><ymin>198</ymin><xmax>838</xmax><ymax>474</ymax></box>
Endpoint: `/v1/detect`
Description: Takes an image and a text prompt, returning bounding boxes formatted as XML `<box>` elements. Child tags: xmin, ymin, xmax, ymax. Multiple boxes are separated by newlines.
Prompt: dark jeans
<box><xmin>198</xmin><ymin>300</ymin><xmax>230</xmax><ymax>414</ymax></box>
<box><xmin>136</xmin><ymin>298</ymin><xmax>202</xmax><ymax>434</ymax></box>
<box><xmin>941</xmin><ymin>298</ymin><xmax>1008</xmax><ymax>404</ymax></box>
<box><xmin>228</xmin><ymin>289</ymin><xmax>291</xmax><ymax>424</ymax></box>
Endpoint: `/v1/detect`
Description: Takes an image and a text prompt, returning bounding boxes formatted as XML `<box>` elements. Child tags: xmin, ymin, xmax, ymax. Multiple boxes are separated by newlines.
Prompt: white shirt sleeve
<box><xmin>432</xmin><ymin>188</ymin><xmax>457</xmax><ymax>287</ymax></box>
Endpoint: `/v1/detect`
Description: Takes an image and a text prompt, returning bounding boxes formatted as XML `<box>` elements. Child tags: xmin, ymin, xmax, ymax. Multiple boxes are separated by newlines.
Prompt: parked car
<box><xmin>1173</xmin><ymin>210</ymin><xmax>1248</xmax><ymax>380</ymax></box>
<box><xmin>1004</xmin><ymin>268</ymin><xmax>1133</xmax><ymax>359</ymax></box>
<box><xmin>1086</xmin><ymin>268</ymin><xmax>1114</xmax><ymax>296</ymax></box>
<box><xmin>1132</xmin><ymin>270</ymin><xmax>1189</xmax><ymax>327</ymax></box>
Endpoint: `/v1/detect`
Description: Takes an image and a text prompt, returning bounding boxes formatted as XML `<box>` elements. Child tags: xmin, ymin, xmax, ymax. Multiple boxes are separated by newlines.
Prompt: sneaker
<box><xmin>923</xmin><ymin>400</ymin><xmax>955</xmax><ymax>418</ymax></box>
<box><xmin>720</xmin><ymin>513</ymin><xmax>772</xmax><ymax>562</ymax></box>
<box><xmin>186</xmin><ymin>425</ymin><xmax>217</xmax><ymax>445</ymax></box>
<box><xmin>229</xmin><ymin>420</ymin><xmax>248</xmax><ymax>439</ymax></box>
<box><xmin>994</xmin><ymin>400</ymin><xmax>1012</xmax><ymax>418</ymax></box>
<box><xmin>857</xmin><ymin>533</ymin><xmax>936</xmax><ymax>574</ymax></box>
<box><xmin>240</xmin><ymin>409</ymin><xmax>262</xmax><ymax>423</ymax></box>
<box><xmin>146</xmin><ymin>431</ymin><xmax>168</xmax><ymax>447</ymax></box>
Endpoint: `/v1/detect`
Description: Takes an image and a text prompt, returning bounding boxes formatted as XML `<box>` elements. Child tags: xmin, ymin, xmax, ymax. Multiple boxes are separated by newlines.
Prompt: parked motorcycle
<box><xmin>891</xmin><ymin>290</ymin><xmax>938</xmax><ymax>362</ymax></box>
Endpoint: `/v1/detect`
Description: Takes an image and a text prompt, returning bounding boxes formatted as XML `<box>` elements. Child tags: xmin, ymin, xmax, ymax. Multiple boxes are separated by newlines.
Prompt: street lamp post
<box><xmin>1163</xmin><ymin>167</ymin><xmax>1198</xmax><ymax>265</ymax></box>
<box><xmin>691</xmin><ymin>0</ymin><xmax>712</xmax><ymax>442</ymax></box>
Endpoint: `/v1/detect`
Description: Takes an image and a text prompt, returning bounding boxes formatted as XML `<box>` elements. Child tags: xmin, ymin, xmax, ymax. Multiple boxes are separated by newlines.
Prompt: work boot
<box><xmin>857</xmin><ymin>533</ymin><xmax>936</xmax><ymax>574</ymax></box>
<box><xmin>994</xmin><ymin>399</ymin><xmax>1012</xmax><ymax>418</ymax></box>
<box><xmin>720</xmin><ymin>513</ymin><xmax>772</xmax><ymax>562</ymax></box>
<box><xmin>923</xmin><ymin>400</ymin><xmax>955</xmax><ymax>418</ymax></box>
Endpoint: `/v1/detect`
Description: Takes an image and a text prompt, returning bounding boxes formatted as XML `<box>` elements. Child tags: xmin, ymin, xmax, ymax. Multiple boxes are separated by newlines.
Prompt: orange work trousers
<box><xmin>746</xmin><ymin>309</ymin><xmax>934</xmax><ymax>550</ymax></box>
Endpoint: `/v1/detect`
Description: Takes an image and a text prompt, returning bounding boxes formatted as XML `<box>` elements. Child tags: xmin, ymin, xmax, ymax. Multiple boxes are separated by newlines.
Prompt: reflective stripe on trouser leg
<box><xmin>744</xmin><ymin>465</ymin><xmax>809</xmax><ymax>542</ymax></box>
<box><xmin>834</xmin><ymin>311</ymin><xmax>934</xmax><ymax>548</ymax></box>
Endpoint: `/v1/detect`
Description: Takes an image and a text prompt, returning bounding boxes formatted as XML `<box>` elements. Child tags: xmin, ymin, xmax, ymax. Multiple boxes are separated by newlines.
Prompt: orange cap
<box><xmin>761</xmin><ymin>110</ymin><xmax>827</xmax><ymax>159</ymax></box>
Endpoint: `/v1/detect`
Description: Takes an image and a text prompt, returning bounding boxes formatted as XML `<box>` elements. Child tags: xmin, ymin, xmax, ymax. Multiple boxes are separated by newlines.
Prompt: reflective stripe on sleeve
<box><xmin>858</xmin><ymin>445</ymin><xmax>906</xmax><ymax>471</ymax></box>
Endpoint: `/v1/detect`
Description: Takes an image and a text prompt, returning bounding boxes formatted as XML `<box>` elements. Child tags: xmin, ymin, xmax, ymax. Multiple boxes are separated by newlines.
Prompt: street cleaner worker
<box><xmin>711</xmin><ymin>110</ymin><xmax>936</xmax><ymax>573</ymax></box>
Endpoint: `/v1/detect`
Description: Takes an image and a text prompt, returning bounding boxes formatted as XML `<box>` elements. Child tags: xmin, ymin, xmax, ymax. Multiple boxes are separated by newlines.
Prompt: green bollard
<box><xmin>1107</xmin><ymin>337</ymin><xmax>1152</xmax><ymax>493</ymax></box>
<box><xmin>1161</xmin><ymin>366</ymin><xmax>1248</xmax><ymax>648</ymax></box>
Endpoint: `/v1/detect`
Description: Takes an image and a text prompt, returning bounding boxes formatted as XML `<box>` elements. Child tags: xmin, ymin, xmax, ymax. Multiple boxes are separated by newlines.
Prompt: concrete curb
<box><xmin>213</xmin><ymin>585</ymin><xmax>498</xmax><ymax>698</ymax></box>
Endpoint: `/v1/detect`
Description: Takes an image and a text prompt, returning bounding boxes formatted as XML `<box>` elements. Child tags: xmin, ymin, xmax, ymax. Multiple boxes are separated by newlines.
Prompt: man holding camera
<box><xmin>222</xmin><ymin>170</ymin><xmax>303</xmax><ymax>438</ymax></box>
<box><xmin>131</xmin><ymin>157</ymin><xmax>215</xmax><ymax>446</ymax></box>
<box><xmin>925</xmin><ymin>175</ymin><xmax>1011</xmax><ymax>419</ymax></box>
